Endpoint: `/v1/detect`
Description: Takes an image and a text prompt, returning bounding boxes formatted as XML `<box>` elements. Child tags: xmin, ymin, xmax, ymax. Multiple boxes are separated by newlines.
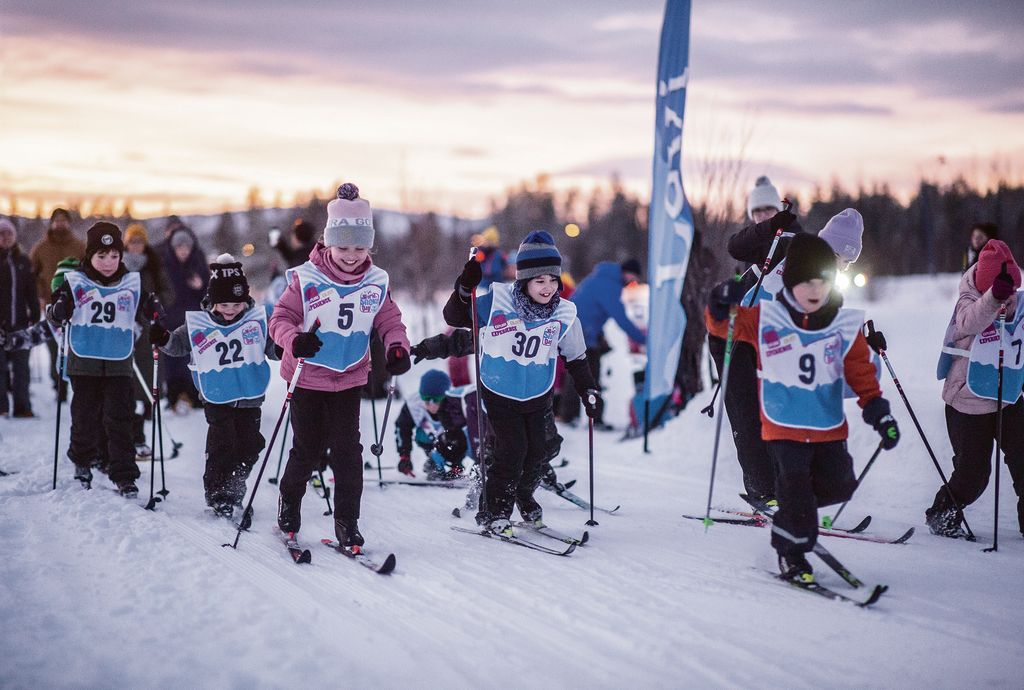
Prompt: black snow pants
<box><xmin>280</xmin><ymin>386</ymin><xmax>363</xmax><ymax>521</ymax></box>
<box><xmin>928</xmin><ymin>402</ymin><xmax>1024</xmax><ymax>534</ymax></box>
<box><xmin>708</xmin><ymin>334</ymin><xmax>775</xmax><ymax>500</ymax></box>
<box><xmin>203</xmin><ymin>403</ymin><xmax>265</xmax><ymax>507</ymax></box>
<box><xmin>767</xmin><ymin>440</ymin><xmax>857</xmax><ymax>555</ymax></box>
<box><xmin>68</xmin><ymin>374</ymin><xmax>140</xmax><ymax>484</ymax></box>
<box><xmin>477</xmin><ymin>392</ymin><xmax>550</xmax><ymax>523</ymax></box>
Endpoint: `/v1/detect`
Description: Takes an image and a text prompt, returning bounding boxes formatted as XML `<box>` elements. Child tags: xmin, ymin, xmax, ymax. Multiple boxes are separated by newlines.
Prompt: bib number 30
<box><xmin>511</xmin><ymin>332</ymin><xmax>540</xmax><ymax>358</ymax></box>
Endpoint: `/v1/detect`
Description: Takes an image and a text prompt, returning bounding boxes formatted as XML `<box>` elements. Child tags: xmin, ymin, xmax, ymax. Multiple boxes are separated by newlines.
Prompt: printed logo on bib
<box><xmin>978</xmin><ymin>324</ymin><xmax>999</xmax><ymax>345</ymax></box>
<box><xmin>359</xmin><ymin>289</ymin><xmax>379</xmax><ymax>313</ymax></box>
<box><xmin>241</xmin><ymin>322</ymin><xmax>261</xmax><ymax>345</ymax></box>
<box><xmin>542</xmin><ymin>324</ymin><xmax>557</xmax><ymax>346</ymax></box>
<box><xmin>490</xmin><ymin>313</ymin><xmax>517</xmax><ymax>337</ymax></box>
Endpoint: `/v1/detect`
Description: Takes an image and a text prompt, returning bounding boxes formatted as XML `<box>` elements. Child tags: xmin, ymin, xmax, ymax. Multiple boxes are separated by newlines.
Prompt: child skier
<box><xmin>47</xmin><ymin>222</ymin><xmax>160</xmax><ymax>497</ymax></box>
<box><xmin>149</xmin><ymin>254</ymin><xmax>277</xmax><ymax>517</ymax></box>
<box><xmin>394</xmin><ymin>369</ymin><xmax>469</xmax><ymax>479</ymax></box>
<box><xmin>709</xmin><ymin>233</ymin><xmax>899</xmax><ymax>581</ymax></box>
<box><xmin>443</xmin><ymin>230</ymin><xmax>601</xmax><ymax>531</ymax></box>
<box><xmin>930</xmin><ymin>239</ymin><xmax>1024</xmax><ymax>537</ymax></box>
<box><xmin>270</xmin><ymin>183</ymin><xmax>410</xmax><ymax>548</ymax></box>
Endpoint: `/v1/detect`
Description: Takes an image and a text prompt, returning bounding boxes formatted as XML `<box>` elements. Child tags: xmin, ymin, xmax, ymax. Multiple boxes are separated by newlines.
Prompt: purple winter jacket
<box><xmin>269</xmin><ymin>243</ymin><xmax>409</xmax><ymax>393</ymax></box>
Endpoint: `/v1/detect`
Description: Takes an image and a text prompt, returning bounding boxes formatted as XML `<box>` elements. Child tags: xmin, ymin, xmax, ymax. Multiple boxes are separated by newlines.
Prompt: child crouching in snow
<box><xmin>270</xmin><ymin>183</ymin><xmax>410</xmax><ymax>549</ymax></box>
<box><xmin>708</xmin><ymin>233</ymin><xmax>900</xmax><ymax>582</ymax></box>
<box><xmin>443</xmin><ymin>230</ymin><xmax>601</xmax><ymax>531</ymax></box>
<box><xmin>149</xmin><ymin>255</ymin><xmax>277</xmax><ymax>518</ymax></box>
<box><xmin>394</xmin><ymin>369</ymin><xmax>469</xmax><ymax>480</ymax></box>
<box><xmin>930</xmin><ymin>239</ymin><xmax>1024</xmax><ymax>538</ymax></box>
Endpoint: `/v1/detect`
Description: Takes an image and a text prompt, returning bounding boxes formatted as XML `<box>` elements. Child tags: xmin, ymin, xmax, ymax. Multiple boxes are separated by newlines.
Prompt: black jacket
<box><xmin>394</xmin><ymin>396</ymin><xmax>466</xmax><ymax>456</ymax></box>
<box><xmin>727</xmin><ymin>217</ymin><xmax>805</xmax><ymax>269</ymax></box>
<box><xmin>0</xmin><ymin>244</ymin><xmax>39</xmax><ymax>331</ymax></box>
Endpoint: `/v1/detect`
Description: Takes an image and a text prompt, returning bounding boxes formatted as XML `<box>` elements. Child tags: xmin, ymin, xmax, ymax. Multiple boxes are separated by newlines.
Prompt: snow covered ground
<box><xmin>1</xmin><ymin>274</ymin><xmax>1022</xmax><ymax>689</ymax></box>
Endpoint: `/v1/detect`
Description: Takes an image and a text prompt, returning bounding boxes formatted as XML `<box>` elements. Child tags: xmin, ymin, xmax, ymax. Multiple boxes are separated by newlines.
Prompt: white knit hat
<box><xmin>324</xmin><ymin>183</ymin><xmax>374</xmax><ymax>248</ymax></box>
<box><xmin>818</xmin><ymin>208</ymin><xmax>864</xmax><ymax>263</ymax></box>
<box><xmin>746</xmin><ymin>176</ymin><xmax>783</xmax><ymax>220</ymax></box>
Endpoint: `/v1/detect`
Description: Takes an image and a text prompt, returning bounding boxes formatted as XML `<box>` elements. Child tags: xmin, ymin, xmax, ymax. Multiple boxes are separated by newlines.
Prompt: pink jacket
<box><xmin>269</xmin><ymin>244</ymin><xmax>409</xmax><ymax>393</ymax></box>
<box><xmin>941</xmin><ymin>265</ymin><xmax>1019</xmax><ymax>415</ymax></box>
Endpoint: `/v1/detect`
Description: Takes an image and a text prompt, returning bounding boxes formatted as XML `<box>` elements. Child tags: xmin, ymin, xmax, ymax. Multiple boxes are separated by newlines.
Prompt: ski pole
<box><xmin>702</xmin><ymin>201</ymin><xmax>790</xmax><ymax>418</ymax></box>
<box><xmin>268</xmin><ymin>408</ymin><xmax>290</xmax><ymax>485</ymax></box>
<box><xmin>866</xmin><ymin>320</ymin><xmax>976</xmax><ymax>541</ymax></box>
<box><xmin>51</xmin><ymin>323</ymin><xmax>69</xmax><ymax>491</ymax></box>
<box><xmin>983</xmin><ymin>303</ymin><xmax>1008</xmax><ymax>554</ymax></box>
<box><xmin>585</xmin><ymin>391</ymin><xmax>599</xmax><ymax>527</ymax></box>
<box><xmin>145</xmin><ymin>346</ymin><xmax>162</xmax><ymax>510</ymax></box>
<box><xmin>155</xmin><ymin>350</ymin><xmax>168</xmax><ymax>499</ymax></box>
<box><xmin>823</xmin><ymin>441</ymin><xmax>883</xmax><ymax>528</ymax></box>
<box><xmin>468</xmin><ymin>246</ymin><xmax>488</xmax><ymax>515</ymax></box>
<box><xmin>369</xmin><ymin>383</ymin><xmax>396</xmax><ymax>489</ymax></box>
<box><xmin>316</xmin><ymin>467</ymin><xmax>333</xmax><ymax>516</ymax></box>
<box><xmin>132</xmin><ymin>359</ymin><xmax>183</xmax><ymax>459</ymax></box>
<box><xmin>370</xmin><ymin>389</ymin><xmax>383</xmax><ymax>488</ymax></box>
<box><xmin>224</xmin><ymin>321</ymin><xmax>318</xmax><ymax>550</ymax></box>
<box><xmin>703</xmin><ymin>304</ymin><xmax>739</xmax><ymax>529</ymax></box>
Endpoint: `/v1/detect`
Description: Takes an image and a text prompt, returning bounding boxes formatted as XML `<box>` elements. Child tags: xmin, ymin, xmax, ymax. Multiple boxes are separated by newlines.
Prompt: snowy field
<box><xmin>1</xmin><ymin>274</ymin><xmax>1022</xmax><ymax>689</ymax></box>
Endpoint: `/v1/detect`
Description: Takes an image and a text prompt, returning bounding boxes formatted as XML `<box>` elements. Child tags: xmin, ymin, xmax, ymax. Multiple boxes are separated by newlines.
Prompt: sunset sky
<box><xmin>2</xmin><ymin>0</ymin><xmax>1023</xmax><ymax>218</ymax></box>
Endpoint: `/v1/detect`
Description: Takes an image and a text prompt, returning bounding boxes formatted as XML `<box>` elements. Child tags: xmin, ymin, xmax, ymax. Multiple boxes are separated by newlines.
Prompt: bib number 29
<box><xmin>511</xmin><ymin>333</ymin><xmax>540</xmax><ymax>358</ymax></box>
<box><xmin>90</xmin><ymin>301</ymin><xmax>116</xmax><ymax>324</ymax></box>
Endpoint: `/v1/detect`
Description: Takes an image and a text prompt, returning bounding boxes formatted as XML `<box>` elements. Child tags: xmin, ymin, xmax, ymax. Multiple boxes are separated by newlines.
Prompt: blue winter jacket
<box><xmin>570</xmin><ymin>262</ymin><xmax>646</xmax><ymax>348</ymax></box>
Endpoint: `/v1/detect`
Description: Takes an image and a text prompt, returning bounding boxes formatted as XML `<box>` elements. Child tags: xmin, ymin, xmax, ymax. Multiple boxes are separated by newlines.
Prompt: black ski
<box><xmin>369</xmin><ymin>478</ymin><xmax>471</xmax><ymax>489</ymax></box>
<box><xmin>685</xmin><ymin>510</ymin><xmax>914</xmax><ymax>545</ymax></box>
<box><xmin>682</xmin><ymin>513</ymin><xmax>764</xmax><ymax>526</ymax></box>
<box><xmin>450</xmin><ymin>525</ymin><xmax>576</xmax><ymax>556</ymax></box>
<box><xmin>320</xmin><ymin>539</ymin><xmax>396</xmax><ymax>574</ymax></box>
<box><xmin>540</xmin><ymin>483</ymin><xmax>619</xmax><ymax>514</ymax></box>
<box><xmin>363</xmin><ymin>461</ymin><xmax>395</xmax><ymax>471</ymax></box>
<box><xmin>0</xmin><ymin>469</ymin><xmax>18</xmax><ymax>477</ymax></box>
<box><xmin>811</xmin><ymin>542</ymin><xmax>863</xmax><ymax>588</ymax></box>
<box><xmin>510</xmin><ymin>521</ymin><xmax>589</xmax><ymax>546</ymax></box>
<box><xmin>779</xmin><ymin>575</ymin><xmax>887</xmax><ymax>607</ymax></box>
<box><xmin>551</xmin><ymin>458</ymin><xmax>569</xmax><ymax>469</ymax></box>
<box><xmin>282</xmin><ymin>531</ymin><xmax>312</xmax><ymax>564</ymax></box>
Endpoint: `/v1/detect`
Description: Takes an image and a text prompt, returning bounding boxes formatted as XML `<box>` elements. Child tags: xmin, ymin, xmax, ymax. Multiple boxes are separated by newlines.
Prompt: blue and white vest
<box><xmin>758</xmin><ymin>299</ymin><xmax>865</xmax><ymax>430</ymax></box>
<box><xmin>965</xmin><ymin>301</ymin><xmax>1024</xmax><ymax>403</ymax></box>
<box><xmin>186</xmin><ymin>307</ymin><xmax>271</xmax><ymax>404</ymax></box>
<box><xmin>744</xmin><ymin>258</ymin><xmax>786</xmax><ymax>306</ymax></box>
<box><xmin>406</xmin><ymin>395</ymin><xmax>445</xmax><ymax>446</ymax></box>
<box><xmin>479</xmin><ymin>283</ymin><xmax>577</xmax><ymax>402</ymax></box>
<box><xmin>65</xmin><ymin>271</ymin><xmax>140</xmax><ymax>360</ymax></box>
<box><xmin>286</xmin><ymin>261</ymin><xmax>389</xmax><ymax>373</ymax></box>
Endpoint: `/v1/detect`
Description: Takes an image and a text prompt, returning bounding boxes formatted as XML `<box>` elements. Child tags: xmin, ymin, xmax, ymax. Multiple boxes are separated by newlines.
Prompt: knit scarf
<box><xmin>511</xmin><ymin>281</ymin><xmax>559</xmax><ymax>322</ymax></box>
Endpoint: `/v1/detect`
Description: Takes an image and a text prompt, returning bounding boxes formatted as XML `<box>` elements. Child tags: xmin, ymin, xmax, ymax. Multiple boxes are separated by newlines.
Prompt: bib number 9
<box><xmin>90</xmin><ymin>301</ymin><xmax>116</xmax><ymax>324</ymax></box>
<box><xmin>798</xmin><ymin>353</ymin><xmax>816</xmax><ymax>384</ymax></box>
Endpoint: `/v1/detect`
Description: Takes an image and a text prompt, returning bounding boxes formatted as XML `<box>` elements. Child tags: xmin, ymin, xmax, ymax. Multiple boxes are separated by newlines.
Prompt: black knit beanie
<box><xmin>207</xmin><ymin>253</ymin><xmax>250</xmax><ymax>304</ymax></box>
<box><xmin>85</xmin><ymin>222</ymin><xmax>124</xmax><ymax>260</ymax></box>
<box><xmin>782</xmin><ymin>233</ymin><xmax>837</xmax><ymax>289</ymax></box>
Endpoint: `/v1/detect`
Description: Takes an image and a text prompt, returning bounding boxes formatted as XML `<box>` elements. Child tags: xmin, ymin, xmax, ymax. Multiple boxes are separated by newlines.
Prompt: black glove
<box><xmin>141</xmin><ymin>293</ymin><xmax>163</xmax><ymax>321</ymax></box>
<box><xmin>398</xmin><ymin>454</ymin><xmax>415</xmax><ymax>477</ymax></box>
<box><xmin>385</xmin><ymin>344</ymin><xmax>411</xmax><ymax>375</ymax></box>
<box><xmin>292</xmin><ymin>329</ymin><xmax>323</xmax><ymax>359</ymax></box>
<box><xmin>411</xmin><ymin>333</ymin><xmax>449</xmax><ymax>363</ymax></box>
<box><xmin>149</xmin><ymin>321</ymin><xmax>171</xmax><ymax>348</ymax></box>
<box><xmin>458</xmin><ymin>259</ymin><xmax>483</xmax><ymax>293</ymax></box>
<box><xmin>582</xmin><ymin>389</ymin><xmax>604</xmax><ymax>419</ymax></box>
<box><xmin>864</xmin><ymin>321</ymin><xmax>887</xmax><ymax>353</ymax></box>
<box><xmin>49</xmin><ymin>292</ymin><xmax>73</xmax><ymax>322</ymax></box>
<box><xmin>991</xmin><ymin>261</ymin><xmax>1016</xmax><ymax>301</ymax></box>
<box><xmin>863</xmin><ymin>397</ymin><xmax>899</xmax><ymax>450</ymax></box>
<box><xmin>769</xmin><ymin>209</ymin><xmax>797</xmax><ymax>232</ymax></box>
<box><xmin>434</xmin><ymin>430</ymin><xmax>467</xmax><ymax>460</ymax></box>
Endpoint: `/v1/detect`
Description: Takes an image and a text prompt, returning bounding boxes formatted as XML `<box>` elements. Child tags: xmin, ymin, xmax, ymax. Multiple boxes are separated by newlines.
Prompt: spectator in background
<box><xmin>0</xmin><ymin>218</ymin><xmax>40</xmax><ymax>417</ymax></box>
<box><xmin>124</xmin><ymin>223</ymin><xmax>174</xmax><ymax>451</ymax></box>
<box><xmin>29</xmin><ymin>208</ymin><xmax>84</xmax><ymax>402</ymax></box>
<box><xmin>271</xmin><ymin>218</ymin><xmax>318</xmax><ymax>269</ymax></box>
<box><xmin>964</xmin><ymin>222</ymin><xmax>998</xmax><ymax>272</ymax></box>
<box><xmin>562</xmin><ymin>258</ymin><xmax>647</xmax><ymax>430</ymax></box>
<box><xmin>476</xmin><ymin>226</ymin><xmax>507</xmax><ymax>291</ymax></box>
<box><xmin>160</xmin><ymin>226</ymin><xmax>208</xmax><ymax>410</ymax></box>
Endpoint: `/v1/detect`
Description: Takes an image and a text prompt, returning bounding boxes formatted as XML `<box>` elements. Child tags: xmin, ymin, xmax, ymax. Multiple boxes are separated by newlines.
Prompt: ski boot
<box><xmin>516</xmin><ymin>493</ymin><xmax>543</xmax><ymax>525</ymax></box>
<box><xmin>444</xmin><ymin>463</ymin><xmax>465</xmax><ymax>481</ymax></box>
<box><xmin>211</xmin><ymin>501</ymin><xmax>234</xmax><ymax>519</ymax></box>
<box><xmin>334</xmin><ymin>517</ymin><xmax>365</xmax><ymax>548</ymax></box>
<box><xmin>116</xmin><ymin>480</ymin><xmax>139</xmax><ymax>499</ymax></box>
<box><xmin>422</xmin><ymin>460</ymin><xmax>447</xmax><ymax>481</ymax></box>
<box><xmin>540</xmin><ymin>464</ymin><xmax>565</xmax><ymax>492</ymax></box>
<box><xmin>925</xmin><ymin>506</ymin><xmax>968</xmax><ymax>539</ymax></box>
<box><xmin>487</xmin><ymin>518</ymin><xmax>513</xmax><ymax>537</ymax></box>
<box><xmin>277</xmin><ymin>495</ymin><xmax>301</xmax><ymax>534</ymax></box>
<box><xmin>778</xmin><ymin>553</ymin><xmax>814</xmax><ymax>583</ymax></box>
<box><xmin>73</xmin><ymin>464</ymin><xmax>93</xmax><ymax>489</ymax></box>
<box><xmin>134</xmin><ymin>443</ymin><xmax>152</xmax><ymax>462</ymax></box>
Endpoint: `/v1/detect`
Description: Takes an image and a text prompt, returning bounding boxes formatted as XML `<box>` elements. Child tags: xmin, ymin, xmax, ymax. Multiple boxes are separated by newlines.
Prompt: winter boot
<box><xmin>334</xmin><ymin>517</ymin><xmax>365</xmax><ymax>548</ymax></box>
<box><xmin>73</xmin><ymin>464</ymin><xmax>93</xmax><ymax>488</ymax></box>
<box><xmin>540</xmin><ymin>464</ymin><xmax>564</xmax><ymax>492</ymax></box>
<box><xmin>487</xmin><ymin>518</ymin><xmax>513</xmax><ymax>537</ymax></box>
<box><xmin>116</xmin><ymin>480</ymin><xmax>139</xmax><ymax>499</ymax></box>
<box><xmin>134</xmin><ymin>443</ymin><xmax>152</xmax><ymax>462</ymax></box>
<box><xmin>925</xmin><ymin>506</ymin><xmax>967</xmax><ymax>538</ymax></box>
<box><xmin>211</xmin><ymin>501</ymin><xmax>234</xmax><ymax>519</ymax></box>
<box><xmin>516</xmin><ymin>492</ymin><xmax>543</xmax><ymax>524</ymax></box>
<box><xmin>277</xmin><ymin>495</ymin><xmax>301</xmax><ymax>534</ymax></box>
<box><xmin>778</xmin><ymin>553</ymin><xmax>814</xmax><ymax>583</ymax></box>
<box><xmin>423</xmin><ymin>459</ymin><xmax>446</xmax><ymax>481</ymax></box>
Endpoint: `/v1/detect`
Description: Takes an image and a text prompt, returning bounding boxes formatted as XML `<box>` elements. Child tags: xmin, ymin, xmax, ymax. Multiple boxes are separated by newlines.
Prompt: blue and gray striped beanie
<box><xmin>515</xmin><ymin>231</ymin><xmax>562</xmax><ymax>280</ymax></box>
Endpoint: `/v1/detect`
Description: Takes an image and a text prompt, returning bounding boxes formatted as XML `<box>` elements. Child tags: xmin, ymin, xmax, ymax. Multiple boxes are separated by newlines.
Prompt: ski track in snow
<box><xmin>1</xmin><ymin>275</ymin><xmax>1022</xmax><ymax>688</ymax></box>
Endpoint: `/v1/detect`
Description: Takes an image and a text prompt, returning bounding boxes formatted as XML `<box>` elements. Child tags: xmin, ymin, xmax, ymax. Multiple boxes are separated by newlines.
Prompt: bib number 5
<box><xmin>338</xmin><ymin>302</ymin><xmax>354</xmax><ymax>331</ymax></box>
